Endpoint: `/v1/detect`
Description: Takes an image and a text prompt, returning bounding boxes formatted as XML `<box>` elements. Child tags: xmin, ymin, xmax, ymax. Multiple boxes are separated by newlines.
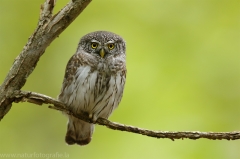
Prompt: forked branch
<box><xmin>1</xmin><ymin>0</ymin><xmax>239</xmax><ymax>142</ymax></box>
<box><xmin>0</xmin><ymin>0</ymin><xmax>91</xmax><ymax>120</ymax></box>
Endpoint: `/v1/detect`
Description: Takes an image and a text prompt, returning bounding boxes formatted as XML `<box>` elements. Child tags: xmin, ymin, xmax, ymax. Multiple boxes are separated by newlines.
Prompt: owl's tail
<box><xmin>65</xmin><ymin>116</ymin><xmax>94</xmax><ymax>146</ymax></box>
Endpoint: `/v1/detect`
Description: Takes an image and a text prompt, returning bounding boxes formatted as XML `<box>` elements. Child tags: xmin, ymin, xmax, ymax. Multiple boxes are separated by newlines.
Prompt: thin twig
<box><xmin>1</xmin><ymin>0</ymin><xmax>239</xmax><ymax>142</ymax></box>
<box><xmin>12</xmin><ymin>90</ymin><xmax>240</xmax><ymax>141</ymax></box>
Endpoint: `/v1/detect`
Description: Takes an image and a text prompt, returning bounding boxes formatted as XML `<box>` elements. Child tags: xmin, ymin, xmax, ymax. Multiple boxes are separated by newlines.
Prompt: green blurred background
<box><xmin>0</xmin><ymin>0</ymin><xmax>240</xmax><ymax>158</ymax></box>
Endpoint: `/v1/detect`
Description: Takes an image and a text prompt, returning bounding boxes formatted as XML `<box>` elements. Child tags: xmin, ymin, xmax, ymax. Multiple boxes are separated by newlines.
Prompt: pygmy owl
<box><xmin>58</xmin><ymin>31</ymin><xmax>126</xmax><ymax>145</ymax></box>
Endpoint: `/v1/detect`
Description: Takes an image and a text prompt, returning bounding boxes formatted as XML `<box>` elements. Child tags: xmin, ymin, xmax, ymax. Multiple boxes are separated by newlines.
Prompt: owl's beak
<box><xmin>99</xmin><ymin>48</ymin><xmax>105</xmax><ymax>58</ymax></box>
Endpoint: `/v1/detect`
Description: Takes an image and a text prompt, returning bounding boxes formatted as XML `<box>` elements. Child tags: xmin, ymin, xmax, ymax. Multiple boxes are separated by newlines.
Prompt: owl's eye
<box><xmin>91</xmin><ymin>42</ymin><xmax>98</xmax><ymax>49</ymax></box>
<box><xmin>108</xmin><ymin>43</ymin><xmax>115</xmax><ymax>50</ymax></box>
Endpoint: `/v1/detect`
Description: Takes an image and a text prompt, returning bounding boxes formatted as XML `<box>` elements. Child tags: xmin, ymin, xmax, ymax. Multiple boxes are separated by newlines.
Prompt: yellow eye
<box><xmin>91</xmin><ymin>42</ymin><xmax>98</xmax><ymax>49</ymax></box>
<box><xmin>108</xmin><ymin>43</ymin><xmax>115</xmax><ymax>50</ymax></box>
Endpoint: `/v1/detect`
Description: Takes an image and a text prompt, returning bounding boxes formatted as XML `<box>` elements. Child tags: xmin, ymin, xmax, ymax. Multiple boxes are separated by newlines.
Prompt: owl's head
<box><xmin>78</xmin><ymin>31</ymin><xmax>126</xmax><ymax>58</ymax></box>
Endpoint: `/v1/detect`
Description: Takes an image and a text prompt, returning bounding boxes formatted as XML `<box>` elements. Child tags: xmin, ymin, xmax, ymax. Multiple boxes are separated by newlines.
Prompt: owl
<box><xmin>58</xmin><ymin>31</ymin><xmax>126</xmax><ymax>146</ymax></box>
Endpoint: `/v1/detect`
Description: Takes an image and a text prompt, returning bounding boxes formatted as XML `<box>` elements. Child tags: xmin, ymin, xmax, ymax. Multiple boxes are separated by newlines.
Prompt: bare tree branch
<box><xmin>0</xmin><ymin>0</ymin><xmax>91</xmax><ymax>120</ymax></box>
<box><xmin>12</xmin><ymin>90</ymin><xmax>240</xmax><ymax>141</ymax></box>
<box><xmin>1</xmin><ymin>0</ymin><xmax>239</xmax><ymax>142</ymax></box>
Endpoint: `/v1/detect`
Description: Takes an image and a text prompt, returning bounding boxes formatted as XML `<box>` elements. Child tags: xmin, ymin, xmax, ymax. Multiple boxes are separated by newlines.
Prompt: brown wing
<box><xmin>58</xmin><ymin>54</ymin><xmax>81</xmax><ymax>100</ymax></box>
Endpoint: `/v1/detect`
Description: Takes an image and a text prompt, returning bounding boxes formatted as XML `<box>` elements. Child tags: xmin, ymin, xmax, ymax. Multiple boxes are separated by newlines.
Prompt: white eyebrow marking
<box><xmin>106</xmin><ymin>40</ymin><xmax>114</xmax><ymax>44</ymax></box>
<box><xmin>91</xmin><ymin>39</ymin><xmax>100</xmax><ymax>43</ymax></box>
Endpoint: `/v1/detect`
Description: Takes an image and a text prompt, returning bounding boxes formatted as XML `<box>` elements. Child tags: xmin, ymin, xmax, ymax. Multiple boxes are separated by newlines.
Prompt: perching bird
<box><xmin>58</xmin><ymin>31</ymin><xmax>126</xmax><ymax>145</ymax></box>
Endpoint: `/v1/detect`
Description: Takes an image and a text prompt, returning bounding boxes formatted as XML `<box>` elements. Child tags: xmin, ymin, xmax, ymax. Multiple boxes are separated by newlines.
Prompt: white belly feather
<box><xmin>63</xmin><ymin>65</ymin><xmax>125</xmax><ymax>120</ymax></box>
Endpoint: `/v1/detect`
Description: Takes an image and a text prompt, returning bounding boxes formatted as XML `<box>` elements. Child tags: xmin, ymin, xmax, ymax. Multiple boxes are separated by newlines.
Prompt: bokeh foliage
<box><xmin>0</xmin><ymin>0</ymin><xmax>239</xmax><ymax>158</ymax></box>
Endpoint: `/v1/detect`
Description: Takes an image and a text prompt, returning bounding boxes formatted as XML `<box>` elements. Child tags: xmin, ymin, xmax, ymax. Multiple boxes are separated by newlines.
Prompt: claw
<box><xmin>89</xmin><ymin>113</ymin><xmax>97</xmax><ymax>123</ymax></box>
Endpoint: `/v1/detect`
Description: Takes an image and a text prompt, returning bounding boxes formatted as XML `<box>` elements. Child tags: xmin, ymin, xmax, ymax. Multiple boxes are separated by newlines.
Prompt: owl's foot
<box><xmin>89</xmin><ymin>113</ymin><xmax>98</xmax><ymax>123</ymax></box>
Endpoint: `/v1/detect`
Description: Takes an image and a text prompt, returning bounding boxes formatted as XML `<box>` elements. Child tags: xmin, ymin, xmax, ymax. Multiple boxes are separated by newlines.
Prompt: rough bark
<box><xmin>1</xmin><ymin>0</ymin><xmax>239</xmax><ymax>142</ymax></box>
<box><xmin>0</xmin><ymin>0</ymin><xmax>91</xmax><ymax>120</ymax></box>
<box><xmin>12</xmin><ymin>90</ymin><xmax>240</xmax><ymax>141</ymax></box>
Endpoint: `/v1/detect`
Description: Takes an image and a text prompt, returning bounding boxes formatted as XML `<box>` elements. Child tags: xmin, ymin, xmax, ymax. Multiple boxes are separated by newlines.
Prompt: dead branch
<box><xmin>0</xmin><ymin>0</ymin><xmax>91</xmax><ymax>120</ymax></box>
<box><xmin>1</xmin><ymin>0</ymin><xmax>239</xmax><ymax>142</ymax></box>
<box><xmin>12</xmin><ymin>90</ymin><xmax>240</xmax><ymax>141</ymax></box>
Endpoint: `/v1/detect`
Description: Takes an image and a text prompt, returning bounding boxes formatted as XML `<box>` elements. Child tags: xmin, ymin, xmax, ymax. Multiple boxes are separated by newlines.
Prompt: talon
<box><xmin>89</xmin><ymin>113</ymin><xmax>93</xmax><ymax>119</ymax></box>
<box><xmin>88</xmin><ymin>113</ymin><xmax>98</xmax><ymax>123</ymax></box>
